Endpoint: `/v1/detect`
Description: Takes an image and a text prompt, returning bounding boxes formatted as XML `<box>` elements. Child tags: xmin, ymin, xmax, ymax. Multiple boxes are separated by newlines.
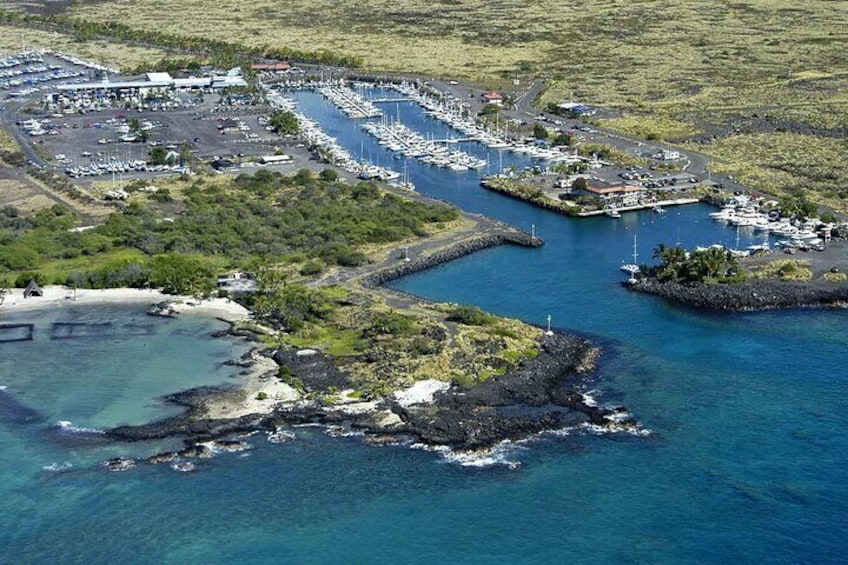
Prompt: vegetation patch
<box><xmin>750</xmin><ymin>259</ymin><xmax>814</xmax><ymax>282</ymax></box>
<box><xmin>645</xmin><ymin>244</ymin><xmax>744</xmax><ymax>283</ymax></box>
<box><xmin>601</xmin><ymin>115</ymin><xmax>700</xmax><ymax>141</ymax></box>
<box><xmin>0</xmin><ymin>170</ymin><xmax>458</xmax><ymax>293</ymax></box>
<box><xmin>685</xmin><ymin>133</ymin><xmax>848</xmax><ymax>209</ymax></box>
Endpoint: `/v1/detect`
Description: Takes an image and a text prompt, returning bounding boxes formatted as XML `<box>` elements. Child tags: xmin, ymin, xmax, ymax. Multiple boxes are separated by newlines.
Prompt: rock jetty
<box><xmin>628</xmin><ymin>279</ymin><xmax>848</xmax><ymax>311</ymax></box>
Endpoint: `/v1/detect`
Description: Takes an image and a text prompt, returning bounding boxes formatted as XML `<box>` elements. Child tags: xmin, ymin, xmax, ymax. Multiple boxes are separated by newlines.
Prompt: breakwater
<box><xmin>628</xmin><ymin>278</ymin><xmax>848</xmax><ymax>311</ymax></box>
<box><xmin>362</xmin><ymin>230</ymin><xmax>543</xmax><ymax>289</ymax></box>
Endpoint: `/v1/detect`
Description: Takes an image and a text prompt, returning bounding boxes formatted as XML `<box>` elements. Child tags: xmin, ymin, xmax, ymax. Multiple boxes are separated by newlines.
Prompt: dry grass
<box><xmin>0</xmin><ymin>177</ymin><xmax>55</xmax><ymax>212</ymax></box>
<box><xmin>600</xmin><ymin>115</ymin><xmax>701</xmax><ymax>141</ymax></box>
<box><xmin>749</xmin><ymin>259</ymin><xmax>813</xmax><ymax>281</ymax></box>
<box><xmin>10</xmin><ymin>0</ymin><xmax>847</xmax><ymax>210</ymax></box>
<box><xmin>823</xmin><ymin>272</ymin><xmax>847</xmax><ymax>282</ymax></box>
<box><xmin>686</xmin><ymin>133</ymin><xmax>848</xmax><ymax>208</ymax></box>
<box><xmin>0</xmin><ymin>24</ymin><xmax>170</xmax><ymax>71</ymax></box>
<box><xmin>0</xmin><ymin>129</ymin><xmax>20</xmax><ymax>153</ymax></box>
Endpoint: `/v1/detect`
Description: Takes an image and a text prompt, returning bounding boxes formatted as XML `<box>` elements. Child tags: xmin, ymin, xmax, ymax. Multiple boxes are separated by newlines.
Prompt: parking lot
<box><xmin>11</xmin><ymin>94</ymin><xmax>298</xmax><ymax>185</ymax></box>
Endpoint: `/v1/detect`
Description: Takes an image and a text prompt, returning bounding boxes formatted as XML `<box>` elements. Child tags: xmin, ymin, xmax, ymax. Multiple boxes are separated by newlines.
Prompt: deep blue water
<box><xmin>0</xmin><ymin>90</ymin><xmax>846</xmax><ymax>564</ymax></box>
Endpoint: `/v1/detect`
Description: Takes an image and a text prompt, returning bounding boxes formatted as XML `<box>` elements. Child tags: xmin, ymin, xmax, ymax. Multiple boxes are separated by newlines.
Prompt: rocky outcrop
<box><xmin>628</xmin><ymin>279</ymin><xmax>848</xmax><ymax>311</ymax></box>
<box><xmin>265</xmin><ymin>333</ymin><xmax>633</xmax><ymax>449</ymax></box>
<box><xmin>272</xmin><ymin>348</ymin><xmax>349</xmax><ymax>392</ymax></box>
<box><xmin>147</xmin><ymin>301</ymin><xmax>179</xmax><ymax>317</ymax></box>
<box><xmin>382</xmin><ymin>334</ymin><xmax>618</xmax><ymax>448</ymax></box>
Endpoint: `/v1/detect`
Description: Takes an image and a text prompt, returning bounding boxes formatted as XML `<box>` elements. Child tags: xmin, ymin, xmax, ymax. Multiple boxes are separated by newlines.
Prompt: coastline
<box><xmin>1</xmin><ymin>228</ymin><xmax>635</xmax><ymax>463</ymax></box>
<box><xmin>0</xmin><ymin>286</ymin><xmax>250</xmax><ymax>322</ymax></box>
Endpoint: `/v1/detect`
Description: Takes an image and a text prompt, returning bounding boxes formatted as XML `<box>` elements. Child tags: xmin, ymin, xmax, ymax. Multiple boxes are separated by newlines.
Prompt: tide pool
<box><xmin>0</xmin><ymin>89</ymin><xmax>846</xmax><ymax>564</ymax></box>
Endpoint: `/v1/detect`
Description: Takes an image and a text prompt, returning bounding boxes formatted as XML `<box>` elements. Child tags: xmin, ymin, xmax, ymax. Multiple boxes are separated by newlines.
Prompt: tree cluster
<box><xmin>0</xmin><ymin>170</ymin><xmax>458</xmax><ymax>293</ymax></box>
<box><xmin>647</xmin><ymin>244</ymin><xmax>744</xmax><ymax>283</ymax></box>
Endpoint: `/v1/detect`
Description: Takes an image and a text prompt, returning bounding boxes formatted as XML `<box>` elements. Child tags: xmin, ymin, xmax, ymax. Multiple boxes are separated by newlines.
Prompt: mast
<box><xmin>632</xmin><ymin>234</ymin><xmax>638</xmax><ymax>265</ymax></box>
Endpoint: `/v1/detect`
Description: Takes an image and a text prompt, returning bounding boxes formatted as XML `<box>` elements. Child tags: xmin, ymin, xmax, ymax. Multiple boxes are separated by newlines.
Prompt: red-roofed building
<box><xmin>482</xmin><ymin>91</ymin><xmax>504</xmax><ymax>105</ymax></box>
<box><xmin>251</xmin><ymin>62</ymin><xmax>292</xmax><ymax>72</ymax></box>
<box><xmin>576</xmin><ymin>181</ymin><xmax>644</xmax><ymax>206</ymax></box>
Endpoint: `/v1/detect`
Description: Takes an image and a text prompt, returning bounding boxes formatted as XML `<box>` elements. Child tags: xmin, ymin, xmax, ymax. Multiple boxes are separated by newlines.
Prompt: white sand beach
<box><xmin>0</xmin><ymin>286</ymin><xmax>250</xmax><ymax>322</ymax></box>
<box><xmin>203</xmin><ymin>353</ymin><xmax>301</xmax><ymax>419</ymax></box>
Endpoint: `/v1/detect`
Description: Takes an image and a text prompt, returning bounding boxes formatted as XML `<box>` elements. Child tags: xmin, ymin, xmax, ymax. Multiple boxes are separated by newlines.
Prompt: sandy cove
<box><xmin>0</xmin><ymin>285</ymin><xmax>250</xmax><ymax>322</ymax></box>
<box><xmin>202</xmin><ymin>353</ymin><xmax>300</xmax><ymax>420</ymax></box>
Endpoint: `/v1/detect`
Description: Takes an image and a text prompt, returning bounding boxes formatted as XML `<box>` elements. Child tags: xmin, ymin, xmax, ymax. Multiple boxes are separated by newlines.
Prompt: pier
<box><xmin>318</xmin><ymin>86</ymin><xmax>382</xmax><ymax>119</ymax></box>
<box><xmin>362</xmin><ymin>120</ymin><xmax>486</xmax><ymax>171</ymax></box>
<box><xmin>576</xmin><ymin>198</ymin><xmax>701</xmax><ymax>217</ymax></box>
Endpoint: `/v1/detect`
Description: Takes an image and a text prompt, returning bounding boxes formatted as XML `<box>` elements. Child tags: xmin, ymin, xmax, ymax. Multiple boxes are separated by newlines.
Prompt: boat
<box><xmin>605</xmin><ymin>207</ymin><xmax>621</xmax><ymax>219</ymax></box>
<box><xmin>652</xmin><ymin>204</ymin><xmax>666</xmax><ymax>214</ymax></box>
<box><xmin>621</xmin><ymin>235</ymin><xmax>640</xmax><ymax>282</ymax></box>
<box><xmin>389</xmin><ymin>161</ymin><xmax>416</xmax><ymax>191</ymax></box>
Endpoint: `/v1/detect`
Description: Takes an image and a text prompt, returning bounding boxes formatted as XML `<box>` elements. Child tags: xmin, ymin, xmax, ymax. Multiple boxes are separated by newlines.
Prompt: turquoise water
<box><xmin>1</xmin><ymin>91</ymin><xmax>846</xmax><ymax>563</ymax></box>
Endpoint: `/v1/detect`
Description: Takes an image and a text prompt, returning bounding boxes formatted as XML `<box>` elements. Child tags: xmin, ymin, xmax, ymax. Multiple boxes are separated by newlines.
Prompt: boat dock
<box><xmin>362</xmin><ymin>120</ymin><xmax>486</xmax><ymax>171</ymax></box>
<box><xmin>318</xmin><ymin>86</ymin><xmax>382</xmax><ymax>119</ymax></box>
<box><xmin>577</xmin><ymin>198</ymin><xmax>701</xmax><ymax>217</ymax></box>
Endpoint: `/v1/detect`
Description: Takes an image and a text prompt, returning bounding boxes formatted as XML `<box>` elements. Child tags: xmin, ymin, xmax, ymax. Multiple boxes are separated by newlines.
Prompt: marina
<box><xmin>707</xmin><ymin>195</ymin><xmax>833</xmax><ymax>250</ymax></box>
<box><xmin>361</xmin><ymin>119</ymin><xmax>487</xmax><ymax>171</ymax></box>
<box><xmin>2</xmin><ymin>59</ymin><xmax>848</xmax><ymax>565</ymax></box>
<box><xmin>318</xmin><ymin>85</ymin><xmax>382</xmax><ymax>119</ymax></box>
<box><xmin>265</xmin><ymin>85</ymin><xmax>400</xmax><ymax>181</ymax></box>
<box><xmin>386</xmin><ymin>81</ymin><xmax>581</xmax><ymax>162</ymax></box>
<box><xmin>578</xmin><ymin>198</ymin><xmax>701</xmax><ymax>217</ymax></box>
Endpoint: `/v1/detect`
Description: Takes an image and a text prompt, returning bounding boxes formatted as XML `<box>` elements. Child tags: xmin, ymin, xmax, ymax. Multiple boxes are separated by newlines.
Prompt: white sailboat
<box><xmin>621</xmin><ymin>234</ymin><xmax>640</xmax><ymax>281</ymax></box>
<box><xmin>390</xmin><ymin>160</ymin><xmax>415</xmax><ymax>191</ymax></box>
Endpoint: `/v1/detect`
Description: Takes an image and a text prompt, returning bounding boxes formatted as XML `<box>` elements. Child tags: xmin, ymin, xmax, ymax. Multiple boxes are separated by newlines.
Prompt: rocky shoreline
<box><xmin>105</xmin><ymin>331</ymin><xmax>636</xmax><ymax>454</ymax></box>
<box><xmin>90</xmin><ymin>228</ymin><xmax>639</xmax><ymax>467</ymax></box>
<box><xmin>627</xmin><ymin>278</ymin><xmax>848</xmax><ymax>311</ymax></box>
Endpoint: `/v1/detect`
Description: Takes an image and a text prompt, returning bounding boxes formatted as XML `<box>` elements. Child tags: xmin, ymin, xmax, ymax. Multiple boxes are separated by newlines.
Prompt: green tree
<box><xmin>552</xmin><ymin>132</ymin><xmax>573</xmax><ymax>147</ymax></box>
<box><xmin>319</xmin><ymin>168</ymin><xmax>339</xmax><ymax>182</ymax></box>
<box><xmin>148</xmin><ymin>254</ymin><xmax>215</xmax><ymax>295</ymax></box>
<box><xmin>268</xmin><ymin>110</ymin><xmax>299</xmax><ymax>136</ymax></box>
<box><xmin>148</xmin><ymin>147</ymin><xmax>167</xmax><ymax>165</ymax></box>
<box><xmin>533</xmin><ymin>123</ymin><xmax>549</xmax><ymax>140</ymax></box>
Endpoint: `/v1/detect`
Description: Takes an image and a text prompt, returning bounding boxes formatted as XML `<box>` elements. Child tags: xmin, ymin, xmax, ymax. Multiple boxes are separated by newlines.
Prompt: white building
<box><xmin>56</xmin><ymin>70</ymin><xmax>247</xmax><ymax>96</ymax></box>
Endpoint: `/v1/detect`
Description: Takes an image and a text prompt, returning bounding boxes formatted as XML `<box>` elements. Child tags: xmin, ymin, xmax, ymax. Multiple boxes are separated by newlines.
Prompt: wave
<box><xmin>325</xmin><ymin>425</ymin><xmax>364</xmax><ymax>438</ymax></box>
<box><xmin>266</xmin><ymin>429</ymin><xmax>296</xmax><ymax>444</ymax></box>
<box><xmin>43</xmin><ymin>461</ymin><xmax>73</xmax><ymax>472</ymax></box>
<box><xmin>55</xmin><ymin>420</ymin><xmax>105</xmax><ymax>435</ymax></box>
<box><xmin>0</xmin><ymin>385</ymin><xmax>6</xmax><ymax>391</ymax></box>
<box><xmin>171</xmin><ymin>461</ymin><xmax>196</xmax><ymax>473</ymax></box>
<box><xmin>581</xmin><ymin>390</ymin><xmax>599</xmax><ymax>407</ymax></box>
<box><xmin>579</xmin><ymin>422</ymin><xmax>652</xmax><ymax>437</ymax></box>
<box><xmin>411</xmin><ymin>441</ymin><xmax>523</xmax><ymax>469</ymax></box>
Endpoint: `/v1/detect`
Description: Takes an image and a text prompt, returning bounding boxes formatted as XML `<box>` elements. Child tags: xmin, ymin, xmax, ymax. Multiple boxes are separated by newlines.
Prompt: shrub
<box><xmin>299</xmin><ymin>259</ymin><xmax>324</xmax><ymax>276</ymax></box>
<box><xmin>446</xmin><ymin>305</ymin><xmax>495</xmax><ymax>326</ymax></box>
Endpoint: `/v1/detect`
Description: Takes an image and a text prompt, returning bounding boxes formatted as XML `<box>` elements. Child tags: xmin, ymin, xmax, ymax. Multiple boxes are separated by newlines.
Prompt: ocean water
<box><xmin>0</xmin><ymin>90</ymin><xmax>846</xmax><ymax>563</ymax></box>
